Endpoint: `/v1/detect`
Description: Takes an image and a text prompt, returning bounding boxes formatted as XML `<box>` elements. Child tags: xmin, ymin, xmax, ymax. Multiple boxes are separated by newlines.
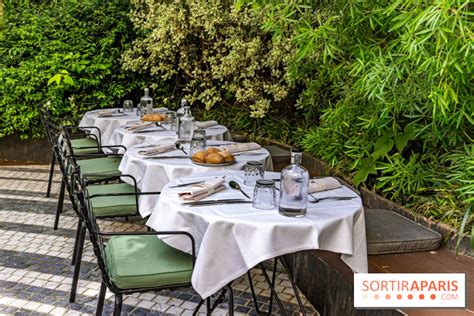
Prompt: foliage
<box><xmin>0</xmin><ymin>0</ymin><xmax>152</xmax><ymax>138</ymax></box>
<box><xmin>122</xmin><ymin>0</ymin><xmax>301</xmax><ymax>121</ymax></box>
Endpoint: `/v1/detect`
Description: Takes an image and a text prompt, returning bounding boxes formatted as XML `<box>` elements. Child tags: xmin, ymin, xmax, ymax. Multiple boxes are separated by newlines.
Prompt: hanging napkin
<box><xmin>139</xmin><ymin>144</ymin><xmax>175</xmax><ymax>156</ymax></box>
<box><xmin>178</xmin><ymin>177</ymin><xmax>226</xmax><ymax>203</ymax></box>
<box><xmin>126</xmin><ymin>122</ymin><xmax>155</xmax><ymax>132</ymax></box>
<box><xmin>218</xmin><ymin>142</ymin><xmax>261</xmax><ymax>153</ymax></box>
<box><xmin>195</xmin><ymin>120</ymin><xmax>219</xmax><ymax>129</ymax></box>
<box><xmin>308</xmin><ymin>177</ymin><xmax>341</xmax><ymax>193</ymax></box>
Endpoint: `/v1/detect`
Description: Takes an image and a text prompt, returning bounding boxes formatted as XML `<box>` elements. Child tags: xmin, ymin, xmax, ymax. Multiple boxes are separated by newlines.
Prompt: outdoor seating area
<box><xmin>1</xmin><ymin>1</ymin><xmax>472</xmax><ymax>315</ymax></box>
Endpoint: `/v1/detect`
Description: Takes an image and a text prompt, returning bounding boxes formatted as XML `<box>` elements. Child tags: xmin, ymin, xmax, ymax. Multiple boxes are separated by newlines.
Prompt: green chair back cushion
<box><xmin>105</xmin><ymin>235</ymin><xmax>193</xmax><ymax>289</ymax></box>
<box><xmin>71</xmin><ymin>138</ymin><xmax>99</xmax><ymax>154</ymax></box>
<box><xmin>87</xmin><ymin>183</ymin><xmax>138</xmax><ymax>217</ymax></box>
<box><xmin>77</xmin><ymin>157</ymin><xmax>121</xmax><ymax>179</ymax></box>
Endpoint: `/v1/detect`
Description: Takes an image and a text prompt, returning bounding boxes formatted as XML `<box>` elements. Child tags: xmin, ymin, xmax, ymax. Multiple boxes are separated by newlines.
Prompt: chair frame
<box><xmin>72</xmin><ymin>170</ymin><xmax>201</xmax><ymax>316</ymax></box>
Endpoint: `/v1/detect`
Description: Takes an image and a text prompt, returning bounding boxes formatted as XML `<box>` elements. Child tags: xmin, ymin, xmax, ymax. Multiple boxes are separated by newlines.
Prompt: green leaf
<box><xmin>372</xmin><ymin>136</ymin><xmax>394</xmax><ymax>159</ymax></box>
<box><xmin>353</xmin><ymin>158</ymin><xmax>377</xmax><ymax>185</ymax></box>
<box><xmin>47</xmin><ymin>74</ymin><xmax>62</xmax><ymax>86</ymax></box>
<box><xmin>63</xmin><ymin>75</ymin><xmax>74</xmax><ymax>85</ymax></box>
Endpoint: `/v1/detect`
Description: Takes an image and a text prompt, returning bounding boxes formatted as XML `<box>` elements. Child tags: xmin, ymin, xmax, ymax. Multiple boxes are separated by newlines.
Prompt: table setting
<box><xmin>118</xmin><ymin>140</ymin><xmax>274</xmax><ymax>217</ymax></box>
<box><xmin>146</xmin><ymin>169</ymin><xmax>368</xmax><ymax>298</ymax></box>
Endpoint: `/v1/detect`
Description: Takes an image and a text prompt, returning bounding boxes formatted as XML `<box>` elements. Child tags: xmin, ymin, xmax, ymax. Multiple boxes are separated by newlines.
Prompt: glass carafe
<box><xmin>140</xmin><ymin>88</ymin><xmax>153</xmax><ymax>114</ymax></box>
<box><xmin>178</xmin><ymin>106</ymin><xmax>195</xmax><ymax>142</ymax></box>
<box><xmin>278</xmin><ymin>149</ymin><xmax>309</xmax><ymax>217</ymax></box>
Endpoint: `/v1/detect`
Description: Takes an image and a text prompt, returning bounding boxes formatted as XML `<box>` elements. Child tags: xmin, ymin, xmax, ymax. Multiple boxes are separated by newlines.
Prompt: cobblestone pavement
<box><xmin>0</xmin><ymin>165</ymin><xmax>318</xmax><ymax>315</ymax></box>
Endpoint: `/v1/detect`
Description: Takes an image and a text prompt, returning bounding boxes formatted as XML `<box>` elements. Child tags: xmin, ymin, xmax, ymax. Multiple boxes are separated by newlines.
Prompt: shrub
<box><xmin>0</xmin><ymin>0</ymin><xmax>152</xmax><ymax>138</ymax></box>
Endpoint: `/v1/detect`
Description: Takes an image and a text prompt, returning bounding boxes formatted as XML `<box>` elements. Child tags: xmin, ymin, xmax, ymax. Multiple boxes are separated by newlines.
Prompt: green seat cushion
<box><xmin>77</xmin><ymin>157</ymin><xmax>121</xmax><ymax>179</ymax></box>
<box><xmin>87</xmin><ymin>183</ymin><xmax>138</xmax><ymax>217</ymax></box>
<box><xmin>105</xmin><ymin>235</ymin><xmax>193</xmax><ymax>289</ymax></box>
<box><xmin>71</xmin><ymin>138</ymin><xmax>99</xmax><ymax>154</ymax></box>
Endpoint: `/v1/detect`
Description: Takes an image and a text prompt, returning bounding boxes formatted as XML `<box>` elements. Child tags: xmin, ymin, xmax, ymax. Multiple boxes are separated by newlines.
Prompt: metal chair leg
<box><xmin>193</xmin><ymin>298</ymin><xmax>205</xmax><ymax>315</ymax></box>
<box><xmin>206</xmin><ymin>298</ymin><xmax>211</xmax><ymax>316</ymax></box>
<box><xmin>54</xmin><ymin>179</ymin><xmax>65</xmax><ymax>230</ymax></box>
<box><xmin>69</xmin><ymin>223</ymin><xmax>85</xmax><ymax>303</ymax></box>
<box><xmin>113</xmin><ymin>294</ymin><xmax>123</xmax><ymax>316</ymax></box>
<box><xmin>46</xmin><ymin>153</ymin><xmax>55</xmax><ymax>197</ymax></box>
<box><xmin>71</xmin><ymin>219</ymin><xmax>83</xmax><ymax>266</ymax></box>
<box><xmin>96</xmin><ymin>281</ymin><xmax>107</xmax><ymax>316</ymax></box>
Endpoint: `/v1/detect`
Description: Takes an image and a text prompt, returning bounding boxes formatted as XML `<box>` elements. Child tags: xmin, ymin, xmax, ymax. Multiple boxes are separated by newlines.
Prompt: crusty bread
<box><xmin>191</xmin><ymin>148</ymin><xmax>235</xmax><ymax>164</ymax></box>
<box><xmin>141</xmin><ymin>113</ymin><xmax>167</xmax><ymax>122</ymax></box>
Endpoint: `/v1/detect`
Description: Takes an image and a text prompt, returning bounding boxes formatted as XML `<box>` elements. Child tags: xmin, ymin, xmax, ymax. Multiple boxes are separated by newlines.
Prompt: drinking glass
<box><xmin>123</xmin><ymin>100</ymin><xmax>134</xmax><ymax>113</ymax></box>
<box><xmin>252</xmin><ymin>180</ymin><xmax>277</xmax><ymax>210</ymax></box>
<box><xmin>189</xmin><ymin>129</ymin><xmax>207</xmax><ymax>157</ymax></box>
<box><xmin>244</xmin><ymin>161</ymin><xmax>265</xmax><ymax>186</ymax></box>
<box><xmin>166</xmin><ymin>111</ymin><xmax>177</xmax><ymax>132</ymax></box>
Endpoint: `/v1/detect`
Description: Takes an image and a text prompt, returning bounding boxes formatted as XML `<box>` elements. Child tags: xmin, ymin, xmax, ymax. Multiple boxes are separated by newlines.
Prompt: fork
<box><xmin>309</xmin><ymin>195</ymin><xmax>356</xmax><ymax>203</ymax></box>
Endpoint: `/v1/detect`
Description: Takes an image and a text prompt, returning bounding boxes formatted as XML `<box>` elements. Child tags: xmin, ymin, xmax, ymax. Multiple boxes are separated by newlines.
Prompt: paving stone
<box><xmin>0</xmin><ymin>164</ymin><xmax>318</xmax><ymax>315</ymax></box>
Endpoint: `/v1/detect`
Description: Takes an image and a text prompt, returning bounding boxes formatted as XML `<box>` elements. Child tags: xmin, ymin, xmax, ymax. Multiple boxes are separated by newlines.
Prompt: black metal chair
<box><xmin>71</xmin><ymin>170</ymin><xmax>201</xmax><ymax>315</ymax></box>
<box><xmin>37</xmin><ymin>104</ymin><xmax>102</xmax><ymax>198</ymax></box>
<box><xmin>55</xmin><ymin>133</ymin><xmax>162</xmax><ymax>303</ymax></box>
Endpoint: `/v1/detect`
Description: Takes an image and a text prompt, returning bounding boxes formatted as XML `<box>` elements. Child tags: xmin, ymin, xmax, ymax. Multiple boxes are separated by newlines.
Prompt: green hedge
<box><xmin>0</xmin><ymin>0</ymin><xmax>153</xmax><ymax>138</ymax></box>
<box><xmin>124</xmin><ymin>0</ymin><xmax>472</xmax><ymax>236</ymax></box>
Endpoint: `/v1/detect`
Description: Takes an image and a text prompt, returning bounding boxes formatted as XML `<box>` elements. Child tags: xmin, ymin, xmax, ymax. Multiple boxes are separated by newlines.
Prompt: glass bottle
<box><xmin>278</xmin><ymin>149</ymin><xmax>309</xmax><ymax>217</ymax></box>
<box><xmin>178</xmin><ymin>106</ymin><xmax>195</xmax><ymax>142</ymax></box>
<box><xmin>176</xmin><ymin>98</ymin><xmax>187</xmax><ymax>132</ymax></box>
<box><xmin>140</xmin><ymin>88</ymin><xmax>153</xmax><ymax>114</ymax></box>
<box><xmin>177</xmin><ymin>98</ymin><xmax>187</xmax><ymax>116</ymax></box>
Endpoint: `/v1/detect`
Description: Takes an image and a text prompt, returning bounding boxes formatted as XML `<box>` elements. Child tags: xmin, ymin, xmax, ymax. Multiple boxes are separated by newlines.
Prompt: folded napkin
<box><xmin>126</xmin><ymin>122</ymin><xmax>155</xmax><ymax>132</ymax></box>
<box><xmin>218</xmin><ymin>142</ymin><xmax>261</xmax><ymax>153</ymax></box>
<box><xmin>195</xmin><ymin>120</ymin><xmax>218</xmax><ymax>129</ymax></box>
<box><xmin>139</xmin><ymin>144</ymin><xmax>175</xmax><ymax>156</ymax></box>
<box><xmin>96</xmin><ymin>109</ymin><xmax>119</xmax><ymax>117</ymax></box>
<box><xmin>178</xmin><ymin>177</ymin><xmax>226</xmax><ymax>203</ymax></box>
<box><xmin>308</xmin><ymin>177</ymin><xmax>341</xmax><ymax>193</ymax></box>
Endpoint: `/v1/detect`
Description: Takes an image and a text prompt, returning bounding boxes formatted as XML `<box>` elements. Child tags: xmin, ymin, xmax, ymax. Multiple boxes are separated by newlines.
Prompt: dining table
<box><xmin>109</xmin><ymin>124</ymin><xmax>231</xmax><ymax>154</ymax></box>
<box><xmin>146</xmin><ymin>170</ymin><xmax>368</xmax><ymax>299</ymax></box>
<box><xmin>79</xmin><ymin>108</ymin><xmax>231</xmax><ymax>152</ymax></box>
<box><xmin>118</xmin><ymin>141</ymin><xmax>274</xmax><ymax>217</ymax></box>
<box><xmin>79</xmin><ymin>108</ymin><xmax>143</xmax><ymax>148</ymax></box>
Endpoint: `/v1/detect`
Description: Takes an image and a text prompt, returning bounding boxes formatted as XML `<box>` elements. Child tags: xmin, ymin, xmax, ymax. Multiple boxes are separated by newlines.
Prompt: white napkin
<box><xmin>96</xmin><ymin>109</ymin><xmax>119</xmax><ymax>117</ymax></box>
<box><xmin>218</xmin><ymin>142</ymin><xmax>261</xmax><ymax>153</ymax></box>
<box><xmin>178</xmin><ymin>177</ymin><xmax>226</xmax><ymax>203</ymax></box>
<box><xmin>308</xmin><ymin>177</ymin><xmax>341</xmax><ymax>193</ymax></box>
<box><xmin>139</xmin><ymin>144</ymin><xmax>175</xmax><ymax>156</ymax></box>
<box><xmin>195</xmin><ymin>121</ymin><xmax>218</xmax><ymax>129</ymax></box>
<box><xmin>126</xmin><ymin>122</ymin><xmax>155</xmax><ymax>132</ymax></box>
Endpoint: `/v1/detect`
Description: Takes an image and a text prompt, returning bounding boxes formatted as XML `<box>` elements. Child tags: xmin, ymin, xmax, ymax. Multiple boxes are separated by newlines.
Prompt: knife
<box><xmin>133</xmin><ymin>129</ymin><xmax>170</xmax><ymax>133</ymax></box>
<box><xmin>185</xmin><ymin>199</ymin><xmax>252</xmax><ymax>206</ymax></box>
<box><xmin>143</xmin><ymin>156</ymin><xmax>189</xmax><ymax>159</ymax></box>
<box><xmin>169</xmin><ymin>180</ymin><xmax>206</xmax><ymax>188</ymax></box>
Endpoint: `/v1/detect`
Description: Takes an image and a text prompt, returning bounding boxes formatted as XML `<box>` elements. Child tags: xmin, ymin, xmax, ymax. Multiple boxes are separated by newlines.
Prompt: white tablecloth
<box><xmin>79</xmin><ymin>108</ymin><xmax>140</xmax><ymax>147</ymax></box>
<box><xmin>119</xmin><ymin>141</ymin><xmax>273</xmax><ymax>217</ymax></box>
<box><xmin>109</xmin><ymin>125</ymin><xmax>232</xmax><ymax>154</ymax></box>
<box><xmin>146</xmin><ymin>171</ymin><xmax>367</xmax><ymax>298</ymax></box>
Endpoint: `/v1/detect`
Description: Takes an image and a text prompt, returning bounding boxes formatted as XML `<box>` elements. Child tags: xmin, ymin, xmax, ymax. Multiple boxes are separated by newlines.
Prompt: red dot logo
<box><xmin>397</xmin><ymin>294</ymin><xmax>402</xmax><ymax>300</ymax></box>
<box><xmin>408</xmin><ymin>294</ymin><xmax>413</xmax><ymax>300</ymax></box>
<box><xmin>385</xmin><ymin>294</ymin><xmax>391</xmax><ymax>300</ymax></box>
<box><xmin>430</xmin><ymin>294</ymin><xmax>436</xmax><ymax>300</ymax></box>
<box><xmin>374</xmin><ymin>294</ymin><xmax>379</xmax><ymax>300</ymax></box>
<box><xmin>419</xmin><ymin>294</ymin><xmax>425</xmax><ymax>300</ymax></box>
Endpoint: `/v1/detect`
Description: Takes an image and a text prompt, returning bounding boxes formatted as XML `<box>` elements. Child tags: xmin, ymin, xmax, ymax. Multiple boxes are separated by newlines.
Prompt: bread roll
<box><xmin>205</xmin><ymin>153</ymin><xmax>224</xmax><ymax>164</ymax></box>
<box><xmin>219</xmin><ymin>150</ymin><xmax>234</xmax><ymax>162</ymax></box>
<box><xmin>206</xmin><ymin>147</ymin><xmax>220</xmax><ymax>154</ymax></box>
<box><xmin>142</xmin><ymin>114</ymin><xmax>165</xmax><ymax>122</ymax></box>
<box><xmin>192</xmin><ymin>150</ymin><xmax>207</xmax><ymax>163</ymax></box>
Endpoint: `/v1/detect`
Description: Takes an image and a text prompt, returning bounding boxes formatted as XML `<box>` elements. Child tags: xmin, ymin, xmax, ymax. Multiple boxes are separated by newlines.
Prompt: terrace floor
<box><xmin>0</xmin><ymin>164</ymin><xmax>318</xmax><ymax>315</ymax></box>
